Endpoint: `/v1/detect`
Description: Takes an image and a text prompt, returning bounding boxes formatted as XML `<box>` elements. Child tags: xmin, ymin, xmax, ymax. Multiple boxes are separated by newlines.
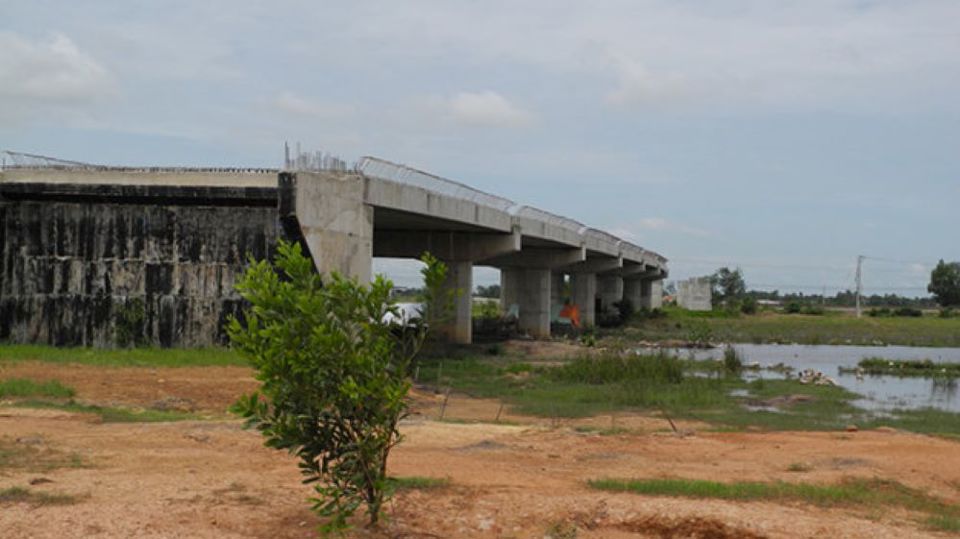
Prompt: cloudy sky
<box><xmin>2</xmin><ymin>1</ymin><xmax>958</xmax><ymax>294</ymax></box>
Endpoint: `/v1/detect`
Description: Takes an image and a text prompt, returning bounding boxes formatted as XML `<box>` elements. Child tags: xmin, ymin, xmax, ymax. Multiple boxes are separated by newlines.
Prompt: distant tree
<box><xmin>663</xmin><ymin>281</ymin><xmax>677</xmax><ymax>296</ymax></box>
<box><xmin>928</xmin><ymin>260</ymin><xmax>960</xmax><ymax>307</ymax></box>
<box><xmin>475</xmin><ymin>284</ymin><xmax>501</xmax><ymax>298</ymax></box>
<box><xmin>710</xmin><ymin>267</ymin><xmax>746</xmax><ymax>302</ymax></box>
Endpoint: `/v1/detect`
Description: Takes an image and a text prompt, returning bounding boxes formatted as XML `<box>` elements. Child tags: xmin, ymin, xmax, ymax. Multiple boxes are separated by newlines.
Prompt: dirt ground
<box><xmin>2</xmin><ymin>360</ymin><xmax>960</xmax><ymax>538</ymax></box>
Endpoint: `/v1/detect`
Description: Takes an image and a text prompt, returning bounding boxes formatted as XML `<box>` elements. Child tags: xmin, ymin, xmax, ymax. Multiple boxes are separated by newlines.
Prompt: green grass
<box><xmin>589</xmin><ymin>477</ymin><xmax>960</xmax><ymax>531</ymax></box>
<box><xmin>0</xmin><ymin>436</ymin><xmax>86</xmax><ymax>471</ymax></box>
<box><xmin>0</xmin><ymin>344</ymin><xmax>245</xmax><ymax>367</ymax></box>
<box><xmin>387</xmin><ymin>476</ymin><xmax>450</xmax><ymax>491</ymax></box>
<box><xmin>0</xmin><ymin>378</ymin><xmax>75</xmax><ymax>398</ymax></box>
<box><xmin>417</xmin><ymin>353</ymin><xmax>960</xmax><ymax>435</ymax></box>
<box><xmin>0</xmin><ymin>486</ymin><xmax>81</xmax><ymax>506</ymax></box>
<box><xmin>11</xmin><ymin>399</ymin><xmax>205</xmax><ymax>423</ymax></box>
<box><xmin>615</xmin><ymin>307</ymin><xmax>960</xmax><ymax>347</ymax></box>
<box><xmin>927</xmin><ymin>514</ymin><xmax>960</xmax><ymax>532</ymax></box>
<box><xmin>857</xmin><ymin>358</ymin><xmax>960</xmax><ymax>377</ymax></box>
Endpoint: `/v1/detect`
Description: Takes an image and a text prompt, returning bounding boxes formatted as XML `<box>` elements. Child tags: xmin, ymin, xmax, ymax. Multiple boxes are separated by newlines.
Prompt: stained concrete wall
<box><xmin>0</xmin><ymin>185</ymin><xmax>280</xmax><ymax>347</ymax></box>
<box><xmin>677</xmin><ymin>277</ymin><xmax>712</xmax><ymax>311</ymax></box>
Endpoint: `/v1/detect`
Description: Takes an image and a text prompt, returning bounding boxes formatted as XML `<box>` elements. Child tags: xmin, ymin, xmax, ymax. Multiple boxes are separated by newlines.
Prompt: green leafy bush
<box><xmin>228</xmin><ymin>241</ymin><xmax>427</xmax><ymax>533</ymax></box>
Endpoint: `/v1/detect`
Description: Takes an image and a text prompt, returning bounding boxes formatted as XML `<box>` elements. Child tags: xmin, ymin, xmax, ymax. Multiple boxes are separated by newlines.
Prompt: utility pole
<box><xmin>855</xmin><ymin>255</ymin><xmax>865</xmax><ymax>318</ymax></box>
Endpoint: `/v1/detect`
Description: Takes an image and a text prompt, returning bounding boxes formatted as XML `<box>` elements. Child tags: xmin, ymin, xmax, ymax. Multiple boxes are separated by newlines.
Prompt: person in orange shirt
<box><xmin>559</xmin><ymin>300</ymin><xmax>581</xmax><ymax>329</ymax></box>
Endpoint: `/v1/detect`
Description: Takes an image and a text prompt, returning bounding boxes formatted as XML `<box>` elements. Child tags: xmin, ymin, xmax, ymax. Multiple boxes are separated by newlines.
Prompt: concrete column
<box><xmin>284</xmin><ymin>171</ymin><xmax>373</xmax><ymax>282</ymax></box>
<box><xmin>551</xmin><ymin>271</ymin><xmax>564</xmax><ymax>322</ymax></box>
<box><xmin>500</xmin><ymin>268</ymin><xmax>522</xmax><ymax>314</ymax></box>
<box><xmin>623</xmin><ymin>278</ymin><xmax>643</xmax><ymax>311</ymax></box>
<box><xmin>502</xmin><ymin>268</ymin><xmax>551</xmax><ymax>338</ymax></box>
<box><xmin>438</xmin><ymin>261</ymin><xmax>473</xmax><ymax>344</ymax></box>
<box><xmin>570</xmin><ymin>273</ymin><xmax>596</xmax><ymax>327</ymax></box>
<box><xmin>597</xmin><ymin>275</ymin><xmax>623</xmax><ymax>313</ymax></box>
<box><xmin>640</xmin><ymin>278</ymin><xmax>664</xmax><ymax>309</ymax></box>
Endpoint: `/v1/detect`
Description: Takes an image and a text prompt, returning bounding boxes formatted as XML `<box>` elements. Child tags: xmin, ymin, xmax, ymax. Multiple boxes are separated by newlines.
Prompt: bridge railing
<box><xmin>356</xmin><ymin>156</ymin><xmax>516</xmax><ymax>212</ymax></box>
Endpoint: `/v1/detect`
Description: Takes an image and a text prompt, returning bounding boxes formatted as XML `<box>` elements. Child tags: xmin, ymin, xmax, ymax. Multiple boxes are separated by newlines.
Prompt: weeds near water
<box><xmin>548</xmin><ymin>353</ymin><xmax>684</xmax><ymax>385</ymax></box>
<box><xmin>858</xmin><ymin>358</ymin><xmax>960</xmax><ymax>378</ymax></box>
<box><xmin>722</xmin><ymin>346</ymin><xmax>742</xmax><ymax>374</ymax></box>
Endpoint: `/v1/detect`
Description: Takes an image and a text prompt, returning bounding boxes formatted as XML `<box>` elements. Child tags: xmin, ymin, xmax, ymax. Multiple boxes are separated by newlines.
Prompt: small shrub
<box><xmin>801</xmin><ymin>304</ymin><xmax>825</xmax><ymax>315</ymax></box>
<box><xmin>740</xmin><ymin>297</ymin><xmax>758</xmax><ymax>315</ymax></box>
<box><xmin>940</xmin><ymin>308</ymin><xmax>955</xmax><ymax>319</ymax></box>
<box><xmin>229</xmin><ymin>241</ymin><xmax>428</xmax><ymax>532</ymax></box>
<box><xmin>686</xmin><ymin>323</ymin><xmax>713</xmax><ymax>346</ymax></box>
<box><xmin>894</xmin><ymin>307</ymin><xmax>923</xmax><ymax>318</ymax></box>
<box><xmin>579</xmin><ymin>328</ymin><xmax>597</xmax><ymax>347</ymax></box>
<box><xmin>722</xmin><ymin>346</ymin><xmax>742</xmax><ymax>375</ymax></box>
<box><xmin>784</xmin><ymin>301</ymin><xmax>802</xmax><ymax>314</ymax></box>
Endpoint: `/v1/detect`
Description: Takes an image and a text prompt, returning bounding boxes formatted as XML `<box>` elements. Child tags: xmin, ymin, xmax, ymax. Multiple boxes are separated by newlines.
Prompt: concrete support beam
<box><xmin>437</xmin><ymin>261</ymin><xmax>473</xmax><ymax>344</ymax></box>
<box><xmin>484</xmin><ymin>246</ymin><xmax>585</xmax><ymax>269</ymax></box>
<box><xmin>280</xmin><ymin>172</ymin><xmax>373</xmax><ymax>282</ymax></box>
<box><xmin>563</xmin><ymin>255</ymin><xmax>623</xmax><ymax>275</ymax></box>
<box><xmin>501</xmin><ymin>268</ymin><xmax>551</xmax><ymax>338</ymax></box>
<box><xmin>597</xmin><ymin>274</ymin><xmax>623</xmax><ymax>313</ymax></box>
<box><xmin>570</xmin><ymin>273</ymin><xmax>597</xmax><ymax>327</ymax></box>
<box><xmin>373</xmin><ymin>229</ymin><xmax>520</xmax><ymax>261</ymax></box>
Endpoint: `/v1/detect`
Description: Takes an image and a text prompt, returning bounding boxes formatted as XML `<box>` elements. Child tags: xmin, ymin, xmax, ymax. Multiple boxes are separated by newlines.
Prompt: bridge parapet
<box><xmin>508</xmin><ymin>205</ymin><xmax>584</xmax><ymax>247</ymax></box>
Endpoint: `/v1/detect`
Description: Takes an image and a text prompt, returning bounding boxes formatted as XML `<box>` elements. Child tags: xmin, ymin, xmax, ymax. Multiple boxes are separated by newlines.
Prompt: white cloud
<box><xmin>443</xmin><ymin>91</ymin><xmax>533</xmax><ymax>128</ymax></box>
<box><xmin>273</xmin><ymin>92</ymin><xmax>354</xmax><ymax>119</ymax></box>
<box><xmin>0</xmin><ymin>31</ymin><xmax>114</xmax><ymax>119</ymax></box>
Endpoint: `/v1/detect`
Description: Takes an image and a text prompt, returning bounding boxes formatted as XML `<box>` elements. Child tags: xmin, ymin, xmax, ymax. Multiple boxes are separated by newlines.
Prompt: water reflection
<box><xmin>653</xmin><ymin>344</ymin><xmax>960</xmax><ymax>413</ymax></box>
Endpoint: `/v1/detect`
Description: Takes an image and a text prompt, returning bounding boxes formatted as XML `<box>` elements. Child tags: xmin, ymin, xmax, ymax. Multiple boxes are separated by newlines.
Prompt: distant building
<box><xmin>677</xmin><ymin>277</ymin><xmax>712</xmax><ymax>311</ymax></box>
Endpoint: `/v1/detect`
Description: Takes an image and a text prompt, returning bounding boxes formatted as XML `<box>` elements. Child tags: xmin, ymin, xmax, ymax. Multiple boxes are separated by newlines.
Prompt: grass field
<box><xmin>417</xmin><ymin>352</ymin><xmax>960</xmax><ymax>436</ymax></box>
<box><xmin>0</xmin><ymin>344</ymin><xmax>245</xmax><ymax>367</ymax></box>
<box><xmin>589</xmin><ymin>477</ymin><xmax>960</xmax><ymax>532</ymax></box>
<box><xmin>613</xmin><ymin>307</ymin><xmax>960</xmax><ymax>347</ymax></box>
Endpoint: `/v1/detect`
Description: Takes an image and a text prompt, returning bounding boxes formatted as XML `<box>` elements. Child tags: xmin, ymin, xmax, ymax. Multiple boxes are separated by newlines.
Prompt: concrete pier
<box><xmin>501</xmin><ymin>268</ymin><xmax>552</xmax><ymax>338</ymax></box>
<box><xmin>570</xmin><ymin>273</ymin><xmax>597</xmax><ymax>327</ymax></box>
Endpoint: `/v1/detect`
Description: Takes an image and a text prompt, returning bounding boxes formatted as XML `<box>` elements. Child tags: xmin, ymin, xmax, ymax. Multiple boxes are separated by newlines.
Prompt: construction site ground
<box><xmin>1</xmin><ymin>358</ymin><xmax>959</xmax><ymax>539</ymax></box>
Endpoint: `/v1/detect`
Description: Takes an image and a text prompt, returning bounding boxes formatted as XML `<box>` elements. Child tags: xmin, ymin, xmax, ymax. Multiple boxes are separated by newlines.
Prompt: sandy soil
<box><xmin>2</xmin><ymin>360</ymin><xmax>959</xmax><ymax>538</ymax></box>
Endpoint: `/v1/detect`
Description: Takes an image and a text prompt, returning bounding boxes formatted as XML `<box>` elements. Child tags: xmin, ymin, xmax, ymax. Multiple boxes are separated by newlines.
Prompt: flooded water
<box><xmin>661</xmin><ymin>344</ymin><xmax>960</xmax><ymax>413</ymax></box>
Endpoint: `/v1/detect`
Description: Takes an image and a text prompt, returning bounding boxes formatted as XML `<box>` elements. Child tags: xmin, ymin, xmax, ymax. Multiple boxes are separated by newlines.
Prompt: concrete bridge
<box><xmin>0</xmin><ymin>154</ymin><xmax>666</xmax><ymax>346</ymax></box>
<box><xmin>281</xmin><ymin>157</ymin><xmax>667</xmax><ymax>343</ymax></box>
